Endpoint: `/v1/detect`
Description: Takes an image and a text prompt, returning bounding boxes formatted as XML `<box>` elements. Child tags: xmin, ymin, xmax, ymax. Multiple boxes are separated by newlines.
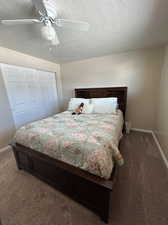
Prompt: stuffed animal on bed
<box><xmin>72</xmin><ymin>103</ymin><xmax>84</xmax><ymax>115</ymax></box>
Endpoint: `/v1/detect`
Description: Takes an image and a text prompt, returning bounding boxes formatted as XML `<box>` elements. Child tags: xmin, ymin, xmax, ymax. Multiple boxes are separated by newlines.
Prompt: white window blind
<box><xmin>1</xmin><ymin>63</ymin><xmax>59</xmax><ymax>128</ymax></box>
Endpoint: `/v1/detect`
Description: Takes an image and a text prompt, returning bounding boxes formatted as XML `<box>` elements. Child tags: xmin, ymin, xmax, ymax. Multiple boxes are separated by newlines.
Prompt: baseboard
<box><xmin>131</xmin><ymin>128</ymin><xmax>168</xmax><ymax>169</ymax></box>
<box><xmin>131</xmin><ymin>128</ymin><xmax>153</xmax><ymax>133</ymax></box>
<box><xmin>151</xmin><ymin>132</ymin><xmax>168</xmax><ymax>169</ymax></box>
<box><xmin>0</xmin><ymin>145</ymin><xmax>12</xmax><ymax>153</ymax></box>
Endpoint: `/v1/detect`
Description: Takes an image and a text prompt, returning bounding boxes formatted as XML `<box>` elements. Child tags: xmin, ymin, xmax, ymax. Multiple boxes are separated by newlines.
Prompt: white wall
<box><xmin>0</xmin><ymin>47</ymin><xmax>62</xmax><ymax>148</ymax></box>
<box><xmin>155</xmin><ymin>46</ymin><xmax>168</xmax><ymax>160</ymax></box>
<box><xmin>61</xmin><ymin>48</ymin><xmax>164</xmax><ymax>130</ymax></box>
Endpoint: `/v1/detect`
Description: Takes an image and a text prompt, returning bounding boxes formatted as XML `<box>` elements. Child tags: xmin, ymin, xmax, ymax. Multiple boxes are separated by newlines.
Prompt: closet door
<box><xmin>1</xmin><ymin>64</ymin><xmax>59</xmax><ymax>128</ymax></box>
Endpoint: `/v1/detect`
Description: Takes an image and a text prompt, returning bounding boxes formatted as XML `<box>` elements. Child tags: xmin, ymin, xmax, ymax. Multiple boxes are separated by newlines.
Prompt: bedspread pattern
<box><xmin>13</xmin><ymin>111</ymin><xmax>124</xmax><ymax>179</ymax></box>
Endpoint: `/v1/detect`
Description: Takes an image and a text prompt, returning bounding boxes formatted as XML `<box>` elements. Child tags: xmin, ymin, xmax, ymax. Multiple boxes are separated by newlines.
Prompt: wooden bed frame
<box><xmin>12</xmin><ymin>87</ymin><xmax>127</xmax><ymax>223</ymax></box>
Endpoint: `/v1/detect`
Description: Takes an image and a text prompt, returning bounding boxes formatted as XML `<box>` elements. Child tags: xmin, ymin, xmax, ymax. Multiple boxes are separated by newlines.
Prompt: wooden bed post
<box><xmin>100</xmin><ymin>189</ymin><xmax>111</xmax><ymax>223</ymax></box>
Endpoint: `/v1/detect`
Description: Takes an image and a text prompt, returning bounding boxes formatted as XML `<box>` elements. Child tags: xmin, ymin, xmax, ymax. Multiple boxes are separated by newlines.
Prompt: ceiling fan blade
<box><xmin>43</xmin><ymin>0</ymin><xmax>57</xmax><ymax>19</ymax></box>
<box><xmin>0</xmin><ymin>19</ymin><xmax>40</xmax><ymax>25</ymax></box>
<box><xmin>54</xmin><ymin>19</ymin><xmax>90</xmax><ymax>31</ymax></box>
<box><xmin>32</xmin><ymin>0</ymin><xmax>48</xmax><ymax>17</ymax></box>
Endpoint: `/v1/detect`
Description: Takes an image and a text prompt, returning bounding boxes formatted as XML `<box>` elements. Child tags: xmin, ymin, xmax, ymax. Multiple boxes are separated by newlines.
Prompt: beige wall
<box><xmin>155</xmin><ymin>46</ymin><xmax>168</xmax><ymax>160</ymax></box>
<box><xmin>0</xmin><ymin>47</ymin><xmax>62</xmax><ymax>148</ymax></box>
<box><xmin>61</xmin><ymin>48</ymin><xmax>164</xmax><ymax>130</ymax></box>
<box><xmin>0</xmin><ymin>70</ymin><xmax>15</xmax><ymax>148</ymax></box>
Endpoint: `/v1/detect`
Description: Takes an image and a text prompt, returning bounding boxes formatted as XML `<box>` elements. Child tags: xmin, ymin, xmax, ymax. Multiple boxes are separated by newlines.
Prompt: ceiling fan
<box><xmin>0</xmin><ymin>0</ymin><xmax>90</xmax><ymax>46</ymax></box>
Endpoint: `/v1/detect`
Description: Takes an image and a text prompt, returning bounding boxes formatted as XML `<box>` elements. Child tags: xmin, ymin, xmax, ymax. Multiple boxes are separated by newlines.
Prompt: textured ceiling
<box><xmin>0</xmin><ymin>0</ymin><xmax>168</xmax><ymax>63</ymax></box>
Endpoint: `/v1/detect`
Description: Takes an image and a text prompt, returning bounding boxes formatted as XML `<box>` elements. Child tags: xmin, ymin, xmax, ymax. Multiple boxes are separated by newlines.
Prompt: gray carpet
<box><xmin>0</xmin><ymin>131</ymin><xmax>168</xmax><ymax>225</ymax></box>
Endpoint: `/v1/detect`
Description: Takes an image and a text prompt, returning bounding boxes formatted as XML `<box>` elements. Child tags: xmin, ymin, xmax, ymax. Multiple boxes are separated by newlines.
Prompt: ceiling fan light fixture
<box><xmin>41</xmin><ymin>22</ymin><xmax>55</xmax><ymax>41</ymax></box>
<box><xmin>51</xmin><ymin>32</ymin><xmax>60</xmax><ymax>46</ymax></box>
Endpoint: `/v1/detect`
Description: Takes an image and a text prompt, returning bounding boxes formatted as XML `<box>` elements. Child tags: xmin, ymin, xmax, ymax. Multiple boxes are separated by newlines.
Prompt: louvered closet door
<box><xmin>1</xmin><ymin>64</ymin><xmax>59</xmax><ymax>128</ymax></box>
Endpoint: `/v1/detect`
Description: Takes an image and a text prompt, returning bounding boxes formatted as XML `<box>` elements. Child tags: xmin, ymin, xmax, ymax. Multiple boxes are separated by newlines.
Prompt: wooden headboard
<box><xmin>75</xmin><ymin>87</ymin><xmax>127</xmax><ymax>119</ymax></box>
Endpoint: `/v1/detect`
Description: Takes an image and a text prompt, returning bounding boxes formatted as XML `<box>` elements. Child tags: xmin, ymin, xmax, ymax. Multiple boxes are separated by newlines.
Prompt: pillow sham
<box><xmin>83</xmin><ymin>103</ymin><xmax>94</xmax><ymax>114</ymax></box>
<box><xmin>91</xmin><ymin>97</ymin><xmax>118</xmax><ymax>114</ymax></box>
<box><xmin>68</xmin><ymin>98</ymin><xmax>90</xmax><ymax>111</ymax></box>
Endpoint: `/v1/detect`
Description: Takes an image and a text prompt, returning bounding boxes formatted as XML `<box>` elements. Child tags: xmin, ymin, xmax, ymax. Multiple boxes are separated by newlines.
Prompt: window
<box><xmin>1</xmin><ymin>63</ymin><xmax>59</xmax><ymax>128</ymax></box>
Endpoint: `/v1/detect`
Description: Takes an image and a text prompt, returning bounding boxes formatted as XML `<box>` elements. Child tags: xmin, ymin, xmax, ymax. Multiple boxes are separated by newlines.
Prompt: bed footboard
<box><xmin>13</xmin><ymin>143</ymin><xmax>118</xmax><ymax>223</ymax></box>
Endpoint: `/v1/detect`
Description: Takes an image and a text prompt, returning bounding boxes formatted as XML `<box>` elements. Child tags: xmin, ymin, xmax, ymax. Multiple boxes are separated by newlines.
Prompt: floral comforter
<box><xmin>13</xmin><ymin>111</ymin><xmax>124</xmax><ymax>179</ymax></box>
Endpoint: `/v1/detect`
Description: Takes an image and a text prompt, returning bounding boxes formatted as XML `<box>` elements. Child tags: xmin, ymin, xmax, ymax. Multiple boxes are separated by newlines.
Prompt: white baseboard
<box><xmin>151</xmin><ymin>131</ymin><xmax>168</xmax><ymax>169</ymax></box>
<box><xmin>131</xmin><ymin>128</ymin><xmax>168</xmax><ymax>169</ymax></box>
<box><xmin>0</xmin><ymin>145</ymin><xmax>12</xmax><ymax>153</ymax></box>
<box><xmin>131</xmin><ymin>128</ymin><xmax>153</xmax><ymax>133</ymax></box>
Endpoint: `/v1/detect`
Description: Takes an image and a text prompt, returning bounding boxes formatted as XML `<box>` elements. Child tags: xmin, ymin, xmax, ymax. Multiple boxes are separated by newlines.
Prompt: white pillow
<box><xmin>68</xmin><ymin>98</ymin><xmax>90</xmax><ymax>111</ymax></box>
<box><xmin>91</xmin><ymin>97</ymin><xmax>118</xmax><ymax>114</ymax></box>
<box><xmin>83</xmin><ymin>103</ymin><xmax>94</xmax><ymax>114</ymax></box>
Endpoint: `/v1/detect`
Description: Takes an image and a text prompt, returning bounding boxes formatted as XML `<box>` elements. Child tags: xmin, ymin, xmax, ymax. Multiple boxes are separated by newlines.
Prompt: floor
<box><xmin>0</xmin><ymin>131</ymin><xmax>168</xmax><ymax>225</ymax></box>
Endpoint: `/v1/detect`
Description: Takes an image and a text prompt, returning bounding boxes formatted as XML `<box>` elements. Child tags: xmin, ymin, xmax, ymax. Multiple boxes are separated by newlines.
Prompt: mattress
<box><xmin>13</xmin><ymin>110</ymin><xmax>124</xmax><ymax>179</ymax></box>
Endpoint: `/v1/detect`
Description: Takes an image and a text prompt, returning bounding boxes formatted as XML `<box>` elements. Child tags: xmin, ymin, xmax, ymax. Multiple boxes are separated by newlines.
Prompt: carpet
<box><xmin>0</xmin><ymin>131</ymin><xmax>168</xmax><ymax>225</ymax></box>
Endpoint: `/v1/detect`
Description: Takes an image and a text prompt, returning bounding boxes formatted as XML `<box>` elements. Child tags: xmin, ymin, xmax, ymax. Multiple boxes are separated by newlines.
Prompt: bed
<box><xmin>12</xmin><ymin>87</ymin><xmax>127</xmax><ymax>223</ymax></box>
